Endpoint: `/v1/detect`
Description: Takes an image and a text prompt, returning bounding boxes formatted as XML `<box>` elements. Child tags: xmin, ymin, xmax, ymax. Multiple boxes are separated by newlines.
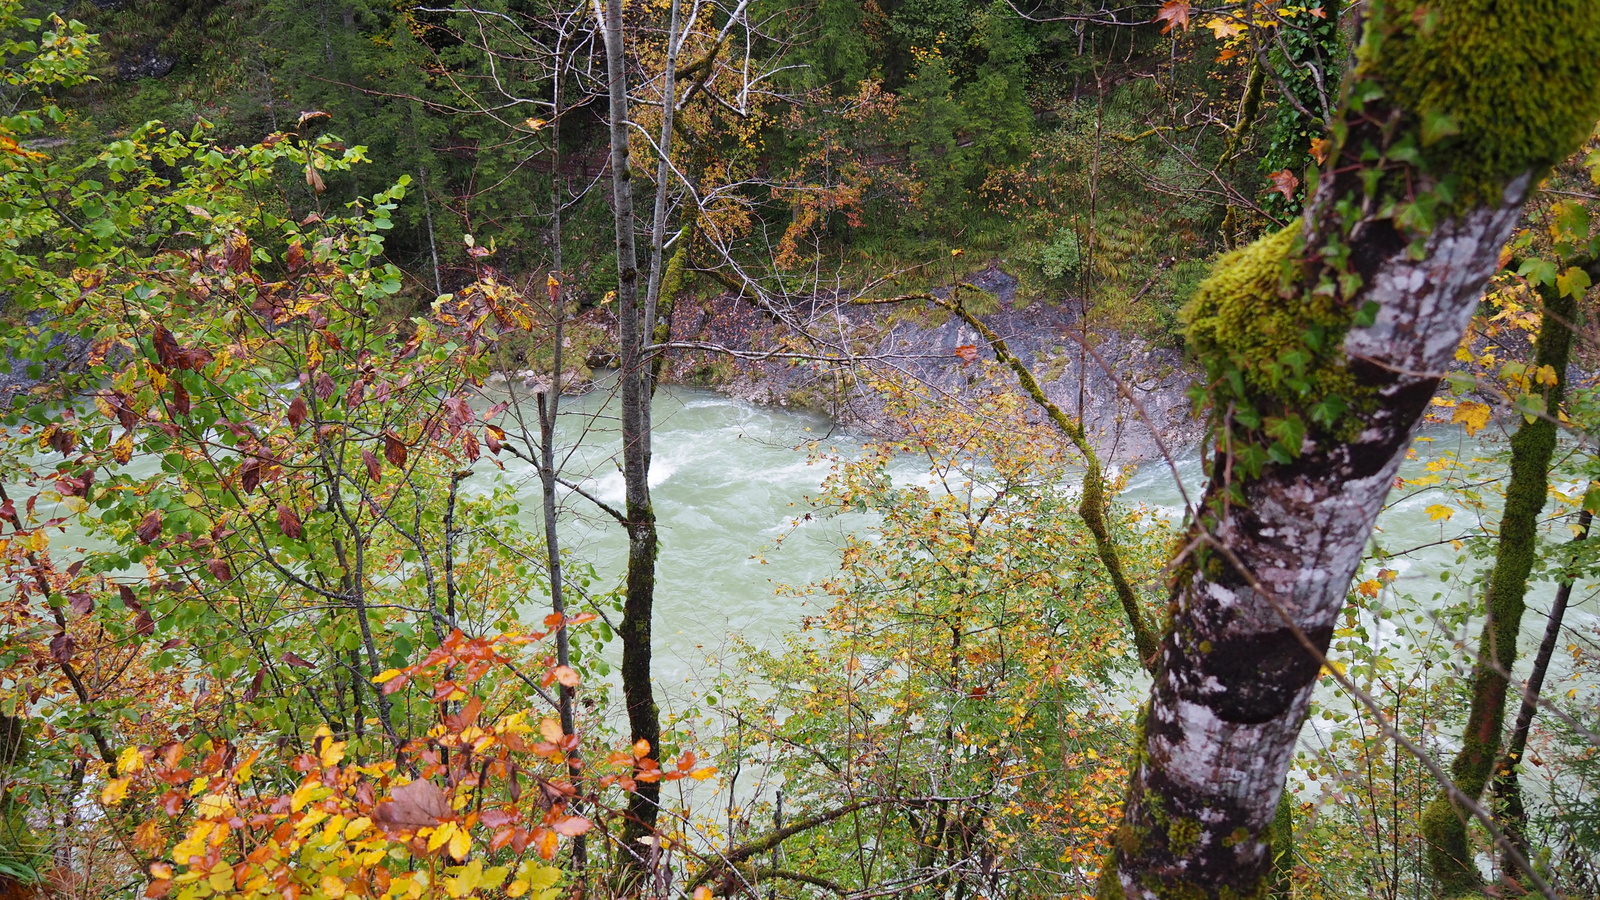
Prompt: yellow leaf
<box><xmin>345</xmin><ymin>816</ymin><xmax>372</xmax><ymax>840</ymax></box>
<box><xmin>1451</xmin><ymin>400</ymin><xmax>1491</xmax><ymax>436</ymax></box>
<box><xmin>427</xmin><ymin>821</ymin><xmax>455</xmax><ymax>853</ymax></box>
<box><xmin>320</xmin><ymin>874</ymin><xmax>347</xmax><ymax>898</ymax></box>
<box><xmin>449</xmin><ymin>821</ymin><xmax>470</xmax><ymax>859</ymax></box>
<box><xmin>117</xmin><ymin>746</ymin><xmax>144</xmax><ymax>774</ymax></box>
<box><xmin>209</xmin><ymin>862</ymin><xmax>235</xmax><ymax>892</ymax></box>
<box><xmin>1426</xmin><ymin>505</ymin><xmax>1455</xmax><ymax>522</ymax></box>
<box><xmin>290</xmin><ymin>778</ymin><xmax>322</xmax><ymax>812</ymax></box>
<box><xmin>100</xmin><ymin>776</ymin><xmax>130</xmax><ymax>805</ymax></box>
<box><xmin>373</xmin><ymin>669</ymin><xmax>402</xmax><ymax>683</ymax></box>
<box><xmin>318</xmin><ymin>735</ymin><xmax>346</xmax><ymax>769</ymax></box>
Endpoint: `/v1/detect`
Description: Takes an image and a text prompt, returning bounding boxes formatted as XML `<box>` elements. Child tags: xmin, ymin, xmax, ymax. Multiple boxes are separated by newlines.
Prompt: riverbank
<box><xmin>657</xmin><ymin>262</ymin><xmax>1205</xmax><ymax>462</ymax></box>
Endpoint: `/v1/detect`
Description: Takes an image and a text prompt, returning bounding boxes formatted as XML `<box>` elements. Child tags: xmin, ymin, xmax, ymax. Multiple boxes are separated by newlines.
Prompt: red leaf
<box><xmin>445</xmin><ymin>396</ymin><xmax>474</xmax><ymax>428</ymax></box>
<box><xmin>50</xmin><ymin>631</ymin><xmax>75</xmax><ymax>664</ymax></box>
<box><xmin>137</xmin><ymin>510</ymin><xmax>163</xmax><ymax>544</ymax></box>
<box><xmin>373</xmin><ymin>779</ymin><xmax>451</xmax><ymax>829</ymax></box>
<box><xmin>1153</xmin><ymin>0</ymin><xmax>1191</xmax><ymax>32</ymax></box>
<box><xmin>287</xmin><ymin>396</ymin><xmax>307</xmax><ymax>428</ymax></box>
<box><xmin>362</xmin><ymin>449</ymin><xmax>382</xmax><ymax>482</ymax></box>
<box><xmin>68</xmin><ymin>593</ymin><xmax>94</xmax><ymax>615</ymax></box>
<box><xmin>276</xmin><ymin>503</ymin><xmax>303</xmax><ymax>540</ymax></box>
<box><xmin>1268</xmin><ymin>168</ymin><xmax>1300</xmax><ymax>201</ymax></box>
<box><xmin>224</xmin><ymin>232</ymin><xmax>252</xmax><ymax>274</ymax></box>
<box><xmin>479</xmin><ymin>809</ymin><xmax>517</xmax><ymax>828</ymax></box>
<box><xmin>281</xmin><ymin>651</ymin><xmax>315</xmax><ymax>669</ymax></box>
<box><xmin>152</xmin><ymin>325</ymin><xmax>183</xmax><ymax>370</ymax></box>
<box><xmin>206</xmin><ymin>558</ymin><xmax>232</xmax><ymax>581</ymax></box>
<box><xmin>315</xmin><ymin>373</ymin><xmax>336</xmax><ymax>402</ymax></box>
<box><xmin>286</xmin><ymin>242</ymin><xmax>306</xmax><ymax>273</ymax></box>
<box><xmin>383</xmin><ymin>431</ymin><xmax>407</xmax><ymax>468</ymax></box>
<box><xmin>485</xmin><ymin>425</ymin><xmax>503</xmax><ymax>455</ymax></box>
<box><xmin>243</xmin><ymin>668</ymin><xmax>265</xmax><ymax>702</ymax></box>
<box><xmin>171</xmin><ymin>381</ymin><xmax>191</xmax><ymax>416</ymax></box>
<box><xmin>954</xmin><ymin>344</ymin><xmax>978</xmax><ymax>365</ymax></box>
<box><xmin>47</xmin><ymin>426</ymin><xmax>78</xmax><ymax>453</ymax></box>
<box><xmin>550</xmin><ymin>815</ymin><xmax>591</xmax><ymax>837</ymax></box>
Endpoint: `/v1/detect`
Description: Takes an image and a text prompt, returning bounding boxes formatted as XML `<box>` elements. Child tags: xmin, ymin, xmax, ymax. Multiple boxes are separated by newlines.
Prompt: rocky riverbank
<box><xmin>658</xmin><ymin>263</ymin><xmax>1205</xmax><ymax>462</ymax></box>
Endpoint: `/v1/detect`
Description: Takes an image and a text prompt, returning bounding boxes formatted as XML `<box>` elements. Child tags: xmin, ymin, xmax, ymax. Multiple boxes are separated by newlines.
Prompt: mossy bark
<box><xmin>1492</xmin><ymin>503</ymin><xmax>1590</xmax><ymax>874</ymax></box>
<box><xmin>1101</xmin><ymin>1</ymin><xmax>1600</xmax><ymax>897</ymax></box>
<box><xmin>1422</xmin><ymin>283</ymin><xmax>1578</xmax><ymax>892</ymax></box>
<box><xmin>600</xmin><ymin>0</ymin><xmax>663</xmax><ymax>862</ymax></box>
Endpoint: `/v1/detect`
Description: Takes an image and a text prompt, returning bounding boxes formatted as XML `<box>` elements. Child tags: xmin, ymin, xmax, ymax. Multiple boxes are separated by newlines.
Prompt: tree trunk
<box><xmin>537</xmin><ymin>52</ymin><xmax>586</xmax><ymax>868</ymax></box>
<box><xmin>1492</xmin><ymin>504</ymin><xmax>1591</xmax><ymax>875</ymax></box>
<box><xmin>599</xmin><ymin>0</ymin><xmax>664</xmax><ymax>854</ymax></box>
<box><xmin>1422</xmin><ymin>276</ymin><xmax>1578</xmax><ymax>891</ymax></box>
<box><xmin>1100</xmin><ymin>1</ymin><xmax>1600</xmax><ymax>896</ymax></box>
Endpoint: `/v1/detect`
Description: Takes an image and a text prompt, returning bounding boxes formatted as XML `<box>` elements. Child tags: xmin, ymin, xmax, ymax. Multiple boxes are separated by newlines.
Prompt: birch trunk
<box><xmin>1101</xmin><ymin>1</ymin><xmax>1600</xmax><ymax>895</ymax></box>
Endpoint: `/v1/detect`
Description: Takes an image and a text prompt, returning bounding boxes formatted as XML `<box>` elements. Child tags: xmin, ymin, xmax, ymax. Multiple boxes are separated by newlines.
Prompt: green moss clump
<box><xmin>1168</xmin><ymin>817</ymin><xmax>1202</xmax><ymax>856</ymax></box>
<box><xmin>1359</xmin><ymin>0</ymin><xmax>1600</xmax><ymax>208</ymax></box>
<box><xmin>1182</xmin><ymin>223</ymin><xmax>1360</xmax><ymax>462</ymax></box>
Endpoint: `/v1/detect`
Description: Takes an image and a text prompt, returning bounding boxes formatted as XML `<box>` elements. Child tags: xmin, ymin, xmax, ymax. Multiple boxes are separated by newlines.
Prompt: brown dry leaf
<box><xmin>374</xmin><ymin>779</ymin><xmax>452</xmax><ymax>829</ymax></box>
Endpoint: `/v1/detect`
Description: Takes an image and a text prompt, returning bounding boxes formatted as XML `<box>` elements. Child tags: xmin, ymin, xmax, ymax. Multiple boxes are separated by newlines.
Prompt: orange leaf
<box><xmin>1268</xmin><ymin>169</ymin><xmax>1300</xmax><ymax>201</ymax></box>
<box><xmin>1153</xmin><ymin>0</ymin><xmax>1191</xmax><ymax>32</ymax></box>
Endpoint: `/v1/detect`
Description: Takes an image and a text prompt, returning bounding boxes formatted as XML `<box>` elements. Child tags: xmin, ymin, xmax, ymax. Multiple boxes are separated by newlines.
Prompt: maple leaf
<box><xmin>1268</xmin><ymin>169</ymin><xmax>1300</xmax><ymax>200</ymax></box>
<box><xmin>1153</xmin><ymin>0</ymin><xmax>1191</xmax><ymax>33</ymax></box>
<box><xmin>1206</xmin><ymin>15</ymin><xmax>1244</xmax><ymax>38</ymax></box>
<box><xmin>1451</xmin><ymin>400</ymin><xmax>1491</xmax><ymax>436</ymax></box>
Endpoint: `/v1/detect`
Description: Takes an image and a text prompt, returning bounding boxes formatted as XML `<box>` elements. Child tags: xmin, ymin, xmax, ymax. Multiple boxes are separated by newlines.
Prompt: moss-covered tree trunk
<box><xmin>1099</xmin><ymin>2</ymin><xmax>1600</xmax><ymax>897</ymax></box>
<box><xmin>600</xmin><ymin>0</ymin><xmax>664</xmax><ymax>858</ymax></box>
<box><xmin>1492</xmin><ymin>503</ymin><xmax>1590</xmax><ymax>876</ymax></box>
<box><xmin>1422</xmin><ymin>278</ymin><xmax>1580</xmax><ymax>891</ymax></box>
